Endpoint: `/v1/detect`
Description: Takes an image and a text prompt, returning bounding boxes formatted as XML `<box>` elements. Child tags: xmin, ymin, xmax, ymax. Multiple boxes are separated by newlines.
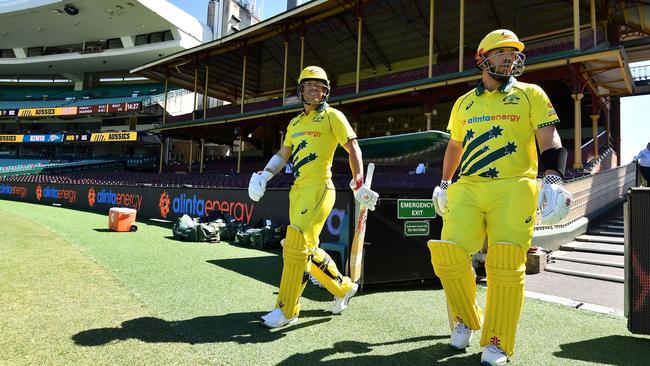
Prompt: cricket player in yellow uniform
<box><xmin>428</xmin><ymin>30</ymin><xmax>572</xmax><ymax>365</ymax></box>
<box><xmin>249</xmin><ymin>66</ymin><xmax>379</xmax><ymax>328</ymax></box>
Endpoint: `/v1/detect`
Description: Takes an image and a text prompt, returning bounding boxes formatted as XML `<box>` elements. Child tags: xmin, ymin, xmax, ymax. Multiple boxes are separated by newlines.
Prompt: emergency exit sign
<box><xmin>397</xmin><ymin>199</ymin><xmax>436</xmax><ymax>219</ymax></box>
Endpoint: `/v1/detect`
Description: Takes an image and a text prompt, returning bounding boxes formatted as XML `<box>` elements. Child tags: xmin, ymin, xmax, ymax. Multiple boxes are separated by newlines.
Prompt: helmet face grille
<box><xmin>477</xmin><ymin>51</ymin><xmax>526</xmax><ymax>78</ymax></box>
<box><xmin>297</xmin><ymin>83</ymin><xmax>330</xmax><ymax>104</ymax></box>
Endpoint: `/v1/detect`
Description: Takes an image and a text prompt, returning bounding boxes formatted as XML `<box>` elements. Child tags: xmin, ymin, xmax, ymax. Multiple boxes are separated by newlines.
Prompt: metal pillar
<box><xmin>188</xmin><ymin>139</ymin><xmax>193</xmax><ymax>173</ymax></box>
<box><xmin>428</xmin><ymin>0</ymin><xmax>435</xmax><ymax>78</ymax></box>
<box><xmin>591</xmin><ymin>114</ymin><xmax>600</xmax><ymax>158</ymax></box>
<box><xmin>241</xmin><ymin>54</ymin><xmax>247</xmax><ymax>114</ymax></box>
<box><xmin>193</xmin><ymin>68</ymin><xmax>198</xmax><ymax>120</ymax></box>
<box><xmin>458</xmin><ymin>0</ymin><xmax>465</xmax><ymax>72</ymax></box>
<box><xmin>162</xmin><ymin>79</ymin><xmax>168</xmax><ymax>124</ymax></box>
<box><xmin>300</xmin><ymin>35</ymin><xmax>305</xmax><ymax>71</ymax></box>
<box><xmin>573</xmin><ymin>0</ymin><xmax>580</xmax><ymax>50</ymax></box>
<box><xmin>203</xmin><ymin>65</ymin><xmax>209</xmax><ymax>118</ymax></box>
<box><xmin>282</xmin><ymin>40</ymin><xmax>288</xmax><ymax>105</ymax></box>
<box><xmin>590</xmin><ymin>0</ymin><xmax>597</xmax><ymax>46</ymax></box>
<box><xmin>356</xmin><ymin>15</ymin><xmax>363</xmax><ymax>93</ymax></box>
<box><xmin>158</xmin><ymin>138</ymin><xmax>164</xmax><ymax>173</ymax></box>
<box><xmin>200</xmin><ymin>138</ymin><xmax>205</xmax><ymax>173</ymax></box>
<box><xmin>572</xmin><ymin>93</ymin><xmax>584</xmax><ymax>169</ymax></box>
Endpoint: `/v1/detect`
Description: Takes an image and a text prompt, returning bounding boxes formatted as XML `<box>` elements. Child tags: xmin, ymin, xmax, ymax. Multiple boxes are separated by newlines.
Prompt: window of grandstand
<box><xmin>163</xmin><ymin>30</ymin><xmax>174</xmax><ymax>41</ymax></box>
<box><xmin>42</xmin><ymin>43</ymin><xmax>84</xmax><ymax>56</ymax></box>
<box><xmin>135</xmin><ymin>30</ymin><xmax>174</xmax><ymax>46</ymax></box>
<box><xmin>82</xmin><ymin>41</ymin><xmax>105</xmax><ymax>53</ymax></box>
<box><xmin>106</xmin><ymin>38</ymin><xmax>123</xmax><ymax>49</ymax></box>
<box><xmin>27</xmin><ymin>47</ymin><xmax>43</xmax><ymax>57</ymax></box>
<box><xmin>1</xmin><ymin>49</ymin><xmax>15</xmax><ymax>58</ymax></box>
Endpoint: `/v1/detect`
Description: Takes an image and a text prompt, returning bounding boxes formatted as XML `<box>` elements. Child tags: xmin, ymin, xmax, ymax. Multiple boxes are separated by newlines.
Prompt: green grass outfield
<box><xmin>1</xmin><ymin>199</ymin><xmax>648</xmax><ymax>365</ymax></box>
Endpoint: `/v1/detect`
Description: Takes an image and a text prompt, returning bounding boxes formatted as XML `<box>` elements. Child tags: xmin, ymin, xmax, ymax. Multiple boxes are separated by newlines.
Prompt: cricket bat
<box><xmin>349</xmin><ymin>163</ymin><xmax>375</xmax><ymax>283</ymax></box>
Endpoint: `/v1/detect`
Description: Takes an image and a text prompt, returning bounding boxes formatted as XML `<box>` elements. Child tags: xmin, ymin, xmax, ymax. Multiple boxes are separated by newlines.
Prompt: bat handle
<box><xmin>365</xmin><ymin>163</ymin><xmax>375</xmax><ymax>189</ymax></box>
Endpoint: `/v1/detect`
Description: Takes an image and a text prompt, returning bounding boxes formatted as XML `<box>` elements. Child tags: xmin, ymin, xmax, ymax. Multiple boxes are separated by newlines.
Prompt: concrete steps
<box><xmin>545</xmin><ymin>259</ymin><xmax>624</xmax><ymax>283</ymax></box>
<box><xmin>574</xmin><ymin>235</ymin><xmax>623</xmax><ymax>245</ymax></box>
<box><xmin>545</xmin><ymin>210</ymin><xmax>625</xmax><ymax>283</ymax></box>
<box><xmin>550</xmin><ymin>250</ymin><xmax>624</xmax><ymax>268</ymax></box>
<box><xmin>559</xmin><ymin>241</ymin><xmax>623</xmax><ymax>255</ymax></box>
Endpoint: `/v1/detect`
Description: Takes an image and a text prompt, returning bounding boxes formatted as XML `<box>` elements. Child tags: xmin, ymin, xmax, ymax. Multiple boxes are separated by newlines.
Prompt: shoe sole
<box><xmin>262</xmin><ymin>317</ymin><xmax>298</xmax><ymax>329</ymax></box>
<box><xmin>480</xmin><ymin>358</ymin><xmax>508</xmax><ymax>366</ymax></box>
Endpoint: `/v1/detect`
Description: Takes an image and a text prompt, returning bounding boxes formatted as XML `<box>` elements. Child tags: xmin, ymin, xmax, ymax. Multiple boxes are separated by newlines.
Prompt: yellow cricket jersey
<box><xmin>447</xmin><ymin>77</ymin><xmax>559</xmax><ymax>180</ymax></box>
<box><xmin>283</xmin><ymin>103</ymin><xmax>356</xmax><ymax>185</ymax></box>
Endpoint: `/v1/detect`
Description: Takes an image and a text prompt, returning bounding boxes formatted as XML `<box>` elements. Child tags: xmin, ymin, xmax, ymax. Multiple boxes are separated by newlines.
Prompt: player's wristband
<box><xmin>263</xmin><ymin>154</ymin><xmax>287</xmax><ymax>176</ymax></box>
<box><xmin>440</xmin><ymin>180</ymin><xmax>452</xmax><ymax>190</ymax></box>
<box><xmin>542</xmin><ymin>174</ymin><xmax>563</xmax><ymax>185</ymax></box>
<box><xmin>540</xmin><ymin>147</ymin><xmax>567</xmax><ymax>178</ymax></box>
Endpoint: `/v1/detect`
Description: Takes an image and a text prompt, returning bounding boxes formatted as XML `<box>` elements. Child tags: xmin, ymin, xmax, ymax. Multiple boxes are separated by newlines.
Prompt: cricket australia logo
<box><xmin>503</xmin><ymin>94</ymin><xmax>520</xmax><ymax>105</ymax></box>
<box><xmin>313</xmin><ymin>115</ymin><xmax>324</xmax><ymax>122</ymax></box>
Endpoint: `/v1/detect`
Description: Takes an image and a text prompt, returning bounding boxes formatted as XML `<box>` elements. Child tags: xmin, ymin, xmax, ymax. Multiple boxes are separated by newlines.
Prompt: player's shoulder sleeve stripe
<box><xmin>538</xmin><ymin>119</ymin><xmax>560</xmax><ymax>128</ymax></box>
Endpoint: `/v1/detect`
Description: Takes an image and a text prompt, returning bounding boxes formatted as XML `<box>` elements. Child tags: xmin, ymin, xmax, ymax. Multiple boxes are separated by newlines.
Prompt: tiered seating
<box><xmin>163</xmin><ymin>29</ymin><xmax>607</xmax><ymax>125</ymax></box>
<box><xmin>0</xmin><ymin>158</ymin><xmax>48</xmax><ymax>173</ymax></box>
<box><xmin>0</xmin><ymin>158</ymin><xmax>119</xmax><ymax>175</ymax></box>
<box><xmin>0</xmin><ymin>83</ymin><xmax>167</xmax><ymax>111</ymax></box>
<box><xmin>0</xmin><ymin>163</ymin><xmax>444</xmax><ymax>191</ymax></box>
<box><xmin>0</xmin><ymin>83</ymin><xmax>165</xmax><ymax>101</ymax></box>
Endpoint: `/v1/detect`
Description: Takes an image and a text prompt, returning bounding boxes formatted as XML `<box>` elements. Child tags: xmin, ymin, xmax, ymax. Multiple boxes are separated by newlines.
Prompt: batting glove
<box><xmin>537</xmin><ymin>174</ymin><xmax>572</xmax><ymax>225</ymax></box>
<box><xmin>432</xmin><ymin>180</ymin><xmax>451</xmax><ymax>217</ymax></box>
<box><xmin>248</xmin><ymin>171</ymin><xmax>273</xmax><ymax>202</ymax></box>
<box><xmin>349</xmin><ymin>177</ymin><xmax>379</xmax><ymax>211</ymax></box>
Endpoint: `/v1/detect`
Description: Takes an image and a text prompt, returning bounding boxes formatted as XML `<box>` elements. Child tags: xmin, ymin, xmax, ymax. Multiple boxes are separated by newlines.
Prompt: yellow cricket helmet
<box><xmin>298</xmin><ymin>66</ymin><xmax>330</xmax><ymax>86</ymax></box>
<box><xmin>475</xmin><ymin>29</ymin><xmax>526</xmax><ymax>79</ymax></box>
<box><xmin>297</xmin><ymin>66</ymin><xmax>330</xmax><ymax>104</ymax></box>
<box><xmin>476</xmin><ymin>29</ymin><xmax>525</xmax><ymax>58</ymax></box>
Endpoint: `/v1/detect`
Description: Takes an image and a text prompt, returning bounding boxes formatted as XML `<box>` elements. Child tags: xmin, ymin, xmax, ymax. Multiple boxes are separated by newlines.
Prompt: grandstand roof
<box><xmin>148</xmin><ymin>47</ymin><xmax>633</xmax><ymax>142</ymax></box>
<box><xmin>0</xmin><ymin>0</ymin><xmax>211</xmax><ymax>77</ymax></box>
<box><xmin>132</xmin><ymin>0</ymin><xmax>641</xmax><ymax>104</ymax></box>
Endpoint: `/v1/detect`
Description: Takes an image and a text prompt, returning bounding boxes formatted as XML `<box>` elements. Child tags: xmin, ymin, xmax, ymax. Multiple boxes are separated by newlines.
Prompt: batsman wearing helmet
<box><xmin>428</xmin><ymin>30</ymin><xmax>571</xmax><ymax>365</ymax></box>
<box><xmin>249</xmin><ymin>66</ymin><xmax>379</xmax><ymax>328</ymax></box>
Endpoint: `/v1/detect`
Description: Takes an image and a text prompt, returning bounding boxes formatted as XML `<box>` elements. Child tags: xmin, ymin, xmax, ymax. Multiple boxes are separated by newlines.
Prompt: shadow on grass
<box><xmin>207</xmin><ymin>257</ymin><xmax>333</xmax><ymax>302</ymax></box>
<box><xmin>276</xmin><ymin>335</ymin><xmax>483</xmax><ymax>366</ymax></box>
<box><xmin>554</xmin><ymin>335</ymin><xmax>650</xmax><ymax>364</ymax></box>
<box><xmin>92</xmin><ymin>228</ymin><xmax>114</xmax><ymax>233</ymax></box>
<box><xmin>73</xmin><ymin>310</ymin><xmax>332</xmax><ymax>346</ymax></box>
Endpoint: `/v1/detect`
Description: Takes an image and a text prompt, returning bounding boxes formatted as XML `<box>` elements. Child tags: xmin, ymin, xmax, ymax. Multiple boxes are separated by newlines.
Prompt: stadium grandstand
<box><xmin>0</xmin><ymin>0</ymin><xmax>259</xmax><ymax>171</ymax></box>
<box><xmin>1</xmin><ymin>1</ymin><xmax>648</xmax><ymax>284</ymax></box>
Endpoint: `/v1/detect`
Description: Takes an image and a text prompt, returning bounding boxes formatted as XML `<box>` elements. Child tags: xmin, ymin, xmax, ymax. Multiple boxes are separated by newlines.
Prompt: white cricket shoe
<box><xmin>260</xmin><ymin>308</ymin><xmax>279</xmax><ymax>322</ymax></box>
<box><xmin>481</xmin><ymin>344</ymin><xmax>508</xmax><ymax>366</ymax></box>
<box><xmin>261</xmin><ymin>308</ymin><xmax>298</xmax><ymax>328</ymax></box>
<box><xmin>331</xmin><ymin>283</ymin><xmax>359</xmax><ymax>314</ymax></box>
<box><xmin>450</xmin><ymin>321</ymin><xmax>473</xmax><ymax>349</ymax></box>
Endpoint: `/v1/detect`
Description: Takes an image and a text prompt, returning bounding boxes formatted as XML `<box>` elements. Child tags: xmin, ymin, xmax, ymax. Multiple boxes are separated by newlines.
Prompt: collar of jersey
<box><xmin>475</xmin><ymin>76</ymin><xmax>516</xmax><ymax>96</ymax></box>
<box><xmin>301</xmin><ymin>102</ymin><xmax>328</xmax><ymax>116</ymax></box>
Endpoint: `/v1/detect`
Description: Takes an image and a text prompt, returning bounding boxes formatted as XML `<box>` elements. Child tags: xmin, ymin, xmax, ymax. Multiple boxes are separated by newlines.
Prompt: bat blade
<box><xmin>349</xmin><ymin>163</ymin><xmax>375</xmax><ymax>283</ymax></box>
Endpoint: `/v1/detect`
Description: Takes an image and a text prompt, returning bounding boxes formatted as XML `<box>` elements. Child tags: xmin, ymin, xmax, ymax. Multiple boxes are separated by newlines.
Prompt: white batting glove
<box><xmin>349</xmin><ymin>177</ymin><xmax>379</xmax><ymax>211</ymax></box>
<box><xmin>248</xmin><ymin>171</ymin><xmax>273</xmax><ymax>202</ymax></box>
<box><xmin>432</xmin><ymin>180</ymin><xmax>451</xmax><ymax>217</ymax></box>
<box><xmin>537</xmin><ymin>175</ymin><xmax>572</xmax><ymax>225</ymax></box>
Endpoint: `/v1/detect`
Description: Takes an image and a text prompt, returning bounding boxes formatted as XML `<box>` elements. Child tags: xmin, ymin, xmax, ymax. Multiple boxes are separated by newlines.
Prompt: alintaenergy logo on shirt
<box><xmin>463</xmin><ymin>114</ymin><xmax>521</xmax><ymax>124</ymax></box>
